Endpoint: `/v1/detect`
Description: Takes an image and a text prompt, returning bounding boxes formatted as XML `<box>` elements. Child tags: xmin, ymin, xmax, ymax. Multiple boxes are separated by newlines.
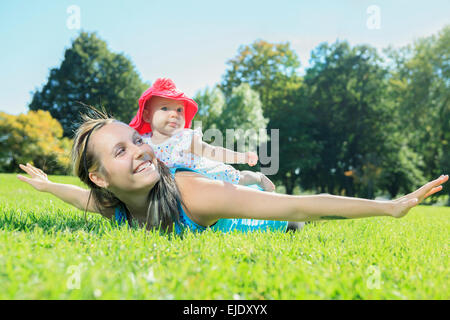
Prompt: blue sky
<box><xmin>0</xmin><ymin>0</ymin><xmax>449</xmax><ymax>115</ymax></box>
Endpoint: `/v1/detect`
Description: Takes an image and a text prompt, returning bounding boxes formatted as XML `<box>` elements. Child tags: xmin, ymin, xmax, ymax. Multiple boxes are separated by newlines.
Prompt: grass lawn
<box><xmin>0</xmin><ymin>173</ymin><xmax>448</xmax><ymax>299</ymax></box>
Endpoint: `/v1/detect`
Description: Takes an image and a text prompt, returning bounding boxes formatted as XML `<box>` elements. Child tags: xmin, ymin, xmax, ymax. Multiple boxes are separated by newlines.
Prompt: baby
<box><xmin>129</xmin><ymin>78</ymin><xmax>275</xmax><ymax>191</ymax></box>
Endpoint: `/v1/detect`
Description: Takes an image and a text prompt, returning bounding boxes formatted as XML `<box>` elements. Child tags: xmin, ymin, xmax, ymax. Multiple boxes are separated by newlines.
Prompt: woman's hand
<box><xmin>17</xmin><ymin>163</ymin><xmax>106</xmax><ymax>215</ymax></box>
<box><xmin>389</xmin><ymin>174</ymin><xmax>449</xmax><ymax>218</ymax></box>
<box><xmin>17</xmin><ymin>163</ymin><xmax>52</xmax><ymax>192</ymax></box>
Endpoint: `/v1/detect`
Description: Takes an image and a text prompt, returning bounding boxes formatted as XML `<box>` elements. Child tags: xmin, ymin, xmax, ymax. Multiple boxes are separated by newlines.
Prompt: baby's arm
<box><xmin>189</xmin><ymin>134</ymin><xmax>258</xmax><ymax>166</ymax></box>
<box><xmin>17</xmin><ymin>163</ymin><xmax>102</xmax><ymax>214</ymax></box>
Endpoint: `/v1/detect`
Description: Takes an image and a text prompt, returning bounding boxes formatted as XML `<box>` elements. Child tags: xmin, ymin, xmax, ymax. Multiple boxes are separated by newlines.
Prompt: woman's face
<box><xmin>88</xmin><ymin>122</ymin><xmax>160</xmax><ymax>195</ymax></box>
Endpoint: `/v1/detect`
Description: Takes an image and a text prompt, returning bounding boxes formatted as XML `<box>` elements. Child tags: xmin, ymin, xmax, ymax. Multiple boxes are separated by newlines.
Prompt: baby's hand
<box><xmin>245</xmin><ymin>152</ymin><xmax>258</xmax><ymax>166</ymax></box>
<box><xmin>17</xmin><ymin>163</ymin><xmax>52</xmax><ymax>192</ymax></box>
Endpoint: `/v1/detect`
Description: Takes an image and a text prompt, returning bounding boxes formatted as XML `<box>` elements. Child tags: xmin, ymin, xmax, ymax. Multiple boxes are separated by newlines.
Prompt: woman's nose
<box><xmin>133</xmin><ymin>144</ymin><xmax>146</xmax><ymax>160</ymax></box>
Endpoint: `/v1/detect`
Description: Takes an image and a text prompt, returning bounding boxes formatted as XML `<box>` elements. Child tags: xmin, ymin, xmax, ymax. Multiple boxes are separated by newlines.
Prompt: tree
<box><xmin>193</xmin><ymin>84</ymin><xmax>268</xmax><ymax>158</ymax></box>
<box><xmin>0</xmin><ymin>110</ymin><xmax>71</xmax><ymax>174</ymax></box>
<box><xmin>375</xmin><ymin>130</ymin><xmax>427</xmax><ymax>198</ymax></box>
<box><xmin>29</xmin><ymin>32</ymin><xmax>148</xmax><ymax>137</ymax></box>
<box><xmin>385</xmin><ymin>25</ymin><xmax>449</xmax><ymax>201</ymax></box>
<box><xmin>220</xmin><ymin>83</ymin><xmax>268</xmax><ymax>154</ymax></box>
<box><xmin>441</xmin><ymin>103</ymin><xmax>450</xmax><ymax>204</ymax></box>
<box><xmin>303</xmin><ymin>41</ymin><xmax>401</xmax><ymax>198</ymax></box>
<box><xmin>193</xmin><ymin>86</ymin><xmax>226</xmax><ymax>133</ymax></box>
<box><xmin>267</xmin><ymin>82</ymin><xmax>322</xmax><ymax>194</ymax></box>
<box><xmin>221</xmin><ymin>40</ymin><xmax>301</xmax><ymax>119</ymax></box>
<box><xmin>221</xmin><ymin>40</ymin><xmax>320</xmax><ymax>194</ymax></box>
<box><xmin>436</xmin><ymin>27</ymin><xmax>450</xmax><ymax>204</ymax></box>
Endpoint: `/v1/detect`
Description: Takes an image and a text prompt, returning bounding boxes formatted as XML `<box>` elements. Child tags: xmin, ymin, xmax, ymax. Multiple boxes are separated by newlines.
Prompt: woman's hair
<box><xmin>71</xmin><ymin>106</ymin><xmax>181</xmax><ymax>232</ymax></box>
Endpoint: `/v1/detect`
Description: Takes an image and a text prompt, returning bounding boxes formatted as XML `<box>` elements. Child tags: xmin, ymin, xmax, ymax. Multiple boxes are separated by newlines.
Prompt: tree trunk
<box><xmin>345</xmin><ymin>177</ymin><xmax>355</xmax><ymax>197</ymax></box>
<box><xmin>282</xmin><ymin>174</ymin><xmax>295</xmax><ymax>195</ymax></box>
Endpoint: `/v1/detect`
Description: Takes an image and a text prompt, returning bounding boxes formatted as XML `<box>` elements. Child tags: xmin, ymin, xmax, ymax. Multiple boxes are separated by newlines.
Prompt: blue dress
<box><xmin>115</xmin><ymin>167</ymin><xmax>288</xmax><ymax>234</ymax></box>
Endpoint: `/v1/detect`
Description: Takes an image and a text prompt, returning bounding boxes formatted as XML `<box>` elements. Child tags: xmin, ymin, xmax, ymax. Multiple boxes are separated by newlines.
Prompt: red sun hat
<box><xmin>129</xmin><ymin>78</ymin><xmax>198</xmax><ymax>135</ymax></box>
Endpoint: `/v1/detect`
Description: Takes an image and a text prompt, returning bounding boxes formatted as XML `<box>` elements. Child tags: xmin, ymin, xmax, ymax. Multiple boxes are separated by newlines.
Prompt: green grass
<box><xmin>0</xmin><ymin>173</ymin><xmax>448</xmax><ymax>299</ymax></box>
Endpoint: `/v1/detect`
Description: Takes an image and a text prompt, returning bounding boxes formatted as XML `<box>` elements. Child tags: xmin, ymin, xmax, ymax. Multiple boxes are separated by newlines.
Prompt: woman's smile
<box><xmin>133</xmin><ymin>160</ymin><xmax>155</xmax><ymax>174</ymax></box>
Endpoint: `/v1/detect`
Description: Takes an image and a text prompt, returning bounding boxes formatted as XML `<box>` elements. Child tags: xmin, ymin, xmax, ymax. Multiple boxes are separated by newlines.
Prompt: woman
<box><xmin>17</xmin><ymin>111</ymin><xmax>449</xmax><ymax>234</ymax></box>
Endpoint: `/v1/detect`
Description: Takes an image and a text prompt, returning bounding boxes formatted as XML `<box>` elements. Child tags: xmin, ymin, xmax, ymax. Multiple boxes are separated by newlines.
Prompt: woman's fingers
<box><xmin>424</xmin><ymin>186</ymin><xmax>443</xmax><ymax>199</ymax></box>
<box><xmin>19</xmin><ymin>163</ymin><xmax>47</xmax><ymax>179</ymax></box>
<box><xmin>394</xmin><ymin>175</ymin><xmax>448</xmax><ymax>204</ymax></box>
<box><xmin>22</xmin><ymin>164</ymin><xmax>39</xmax><ymax>177</ymax></box>
<box><xmin>423</xmin><ymin>177</ymin><xmax>447</xmax><ymax>198</ymax></box>
<box><xmin>26</xmin><ymin>163</ymin><xmax>41</xmax><ymax>175</ymax></box>
<box><xmin>36</xmin><ymin>167</ymin><xmax>47</xmax><ymax>177</ymax></box>
<box><xmin>17</xmin><ymin>174</ymin><xmax>32</xmax><ymax>184</ymax></box>
<box><xmin>420</xmin><ymin>175</ymin><xmax>448</xmax><ymax>200</ymax></box>
<box><xmin>32</xmin><ymin>164</ymin><xmax>47</xmax><ymax>177</ymax></box>
<box><xmin>17</xmin><ymin>173</ymin><xmax>46</xmax><ymax>191</ymax></box>
<box><xmin>429</xmin><ymin>175</ymin><xmax>448</xmax><ymax>191</ymax></box>
<box><xmin>19</xmin><ymin>164</ymin><xmax>35</xmax><ymax>176</ymax></box>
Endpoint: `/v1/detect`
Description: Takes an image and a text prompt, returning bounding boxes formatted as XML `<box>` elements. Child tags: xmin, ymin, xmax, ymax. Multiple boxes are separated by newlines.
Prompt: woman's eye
<box><xmin>161</xmin><ymin>107</ymin><xmax>168</xmax><ymax>111</ymax></box>
<box><xmin>116</xmin><ymin>147</ymin><xmax>125</xmax><ymax>157</ymax></box>
<box><xmin>177</xmin><ymin>108</ymin><xmax>183</xmax><ymax>112</ymax></box>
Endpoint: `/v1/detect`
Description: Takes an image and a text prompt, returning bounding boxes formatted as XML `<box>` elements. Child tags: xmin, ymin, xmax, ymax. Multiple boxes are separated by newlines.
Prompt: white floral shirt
<box><xmin>142</xmin><ymin>128</ymin><xmax>240</xmax><ymax>184</ymax></box>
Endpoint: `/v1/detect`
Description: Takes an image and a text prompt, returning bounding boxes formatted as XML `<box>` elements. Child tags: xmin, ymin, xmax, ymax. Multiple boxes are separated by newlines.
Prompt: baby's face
<box><xmin>143</xmin><ymin>96</ymin><xmax>186</xmax><ymax>136</ymax></box>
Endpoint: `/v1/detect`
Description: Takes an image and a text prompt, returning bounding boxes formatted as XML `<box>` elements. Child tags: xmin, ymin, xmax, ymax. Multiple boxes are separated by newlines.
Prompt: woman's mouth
<box><xmin>133</xmin><ymin>160</ymin><xmax>155</xmax><ymax>174</ymax></box>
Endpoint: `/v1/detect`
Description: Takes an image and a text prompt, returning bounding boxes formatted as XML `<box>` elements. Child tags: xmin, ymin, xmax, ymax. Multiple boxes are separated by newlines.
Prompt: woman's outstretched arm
<box><xmin>17</xmin><ymin>163</ymin><xmax>104</xmax><ymax>214</ymax></box>
<box><xmin>175</xmin><ymin>172</ymin><xmax>449</xmax><ymax>227</ymax></box>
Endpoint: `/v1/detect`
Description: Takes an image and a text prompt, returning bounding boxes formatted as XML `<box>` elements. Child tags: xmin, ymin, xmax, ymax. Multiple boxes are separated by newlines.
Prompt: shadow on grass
<box><xmin>0</xmin><ymin>207</ymin><xmax>182</xmax><ymax>240</ymax></box>
<box><xmin>0</xmin><ymin>207</ymin><xmax>120</xmax><ymax>235</ymax></box>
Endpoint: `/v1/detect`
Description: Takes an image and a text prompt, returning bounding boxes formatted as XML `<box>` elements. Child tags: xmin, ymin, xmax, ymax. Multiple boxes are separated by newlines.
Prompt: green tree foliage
<box><xmin>385</xmin><ymin>26</ymin><xmax>450</xmax><ymax>202</ymax></box>
<box><xmin>375</xmin><ymin>130</ymin><xmax>426</xmax><ymax>198</ymax></box>
<box><xmin>29</xmin><ymin>32</ymin><xmax>148</xmax><ymax>137</ymax></box>
<box><xmin>220</xmin><ymin>83</ymin><xmax>268</xmax><ymax>147</ymax></box>
<box><xmin>193</xmin><ymin>86</ymin><xmax>225</xmax><ymax>132</ymax></box>
<box><xmin>268</xmin><ymin>82</ymin><xmax>322</xmax><ymax>195</ymax></box>
<box><xmin>0</xmin><ymin>110</ymin><xmax>71</xmax><ymax>174</ymax></box>
<box><xmin>194</xmin><ymin>84</ymin><xmax>268</xmax><ymax>155</ymax></box>
<box><xmin>221</xmin><ymin>40</ymin><xmax>319</xmax><ymax>194</ymax></box>
<box><xmin>303</xmin><ymin>41</ymin><xmax>406</xmax><ymax>198</ymax></box>
<box><xmin>221</xmin><ymin>40</ymin><xmax>301</xmax><ymax>119</ymax></box>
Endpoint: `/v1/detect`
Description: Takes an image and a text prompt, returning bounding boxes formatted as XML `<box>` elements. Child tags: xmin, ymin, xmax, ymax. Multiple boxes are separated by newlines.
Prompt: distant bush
<box><xmin>0</xmin><ymin>110</ymin><xmax>71</xmax><ymax>174</ymax></box>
